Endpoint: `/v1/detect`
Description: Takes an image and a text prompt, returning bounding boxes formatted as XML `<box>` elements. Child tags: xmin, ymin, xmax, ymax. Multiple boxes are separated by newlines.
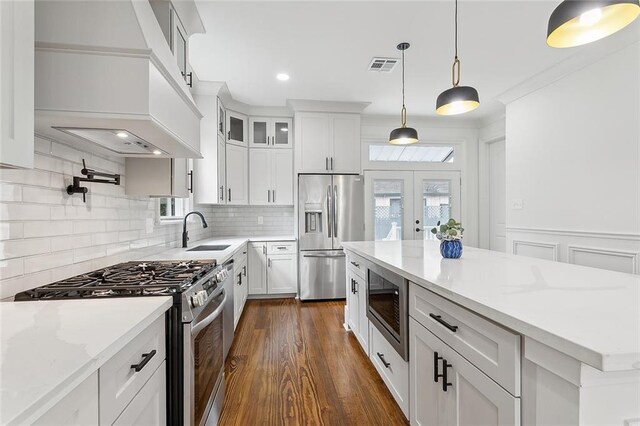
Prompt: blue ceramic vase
<box><xmin>440</xmin><ymin>240</ymin><xmax>463</xmax><ymax>259</ymax></box>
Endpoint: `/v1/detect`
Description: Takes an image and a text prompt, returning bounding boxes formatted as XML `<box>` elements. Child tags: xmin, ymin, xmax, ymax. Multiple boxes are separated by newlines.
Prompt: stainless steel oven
<box><xmin>366</xmin><ymin>263</ymin><xmax>408</xmax><ymax>361</ymax></box>
<box><xmin>184</xmin><ymin>286</ymin><xmax>226</xmax><ymax>426</ymax></box>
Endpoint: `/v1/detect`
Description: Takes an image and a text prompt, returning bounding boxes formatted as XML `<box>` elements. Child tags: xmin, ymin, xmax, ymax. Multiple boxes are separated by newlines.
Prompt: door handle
<box><xmin>330</xmin><ymin>157</ymin><xmax>333</xmax><ymax>170</ymax></box>
<box><xmin>416</xmin><ymin>227</ymin><xmax>423</xmax><ymax>232</ymax></box>
<box><xmin>131</xmin><ymin>350</ymin><xmax>157</xmax><ymax>372</ymax></box>
<box><xmin>263</xmin><ymin>245</ymin><xmax>266</xmax><ymax>255</ymax></box>
<box><xmin>268</xmin><ymin>189</ymin><xmax>271</xmax><ymax>203</ymax></box>
<box><xmin>351</xmin><ymin>279</ymin><xmax>354</xmax><ymax>294</ymax></box>
<box><xmin>188</xmin><ymin>171</ymin><xmax>193</xmax><ymax>193</ymax></box>
<box><xmin>327</xmin><ymin>185</ymin><xmax>333</xmax><ymax>238</ymax></box>
<box><xmin>220</xmin><ymin>186</ymin><xmax>224</xmax><ymax>201</ymax></box>
<box><xmin>242</xmin><ymin>265</ymin><xmax>246</xmax><ymax>276</ymax></box>
<box><xmin>429</xmin><ymin>313</ymin><xmax>459</xmax><ymax>332</ymax></box>
<box><xmin>333</xmin><ymin>185</ymin><xmax>338</xmax><ymax>237</ymax></box>
<box><xmin>325</xmin><ymin>157</ymin><xmax>329</xmax><ymax>171</ymax></box>
<box><xmin>350</xmin><ymin>261</ymin><xmax>360</xmax><ymax>268</ymax></box>
<box><xmin>442</xmin><ymin>359</ymin><xmax>453</xmax><ymax>391</ymax></box>
<box><xmin>434</xmin><ymin>351</ymin><xmax>444</xmax><ymax>383</ymax></box>
<box><xmin>376</xmin><ymin>352</ymin><xmax>391</xmax><ymax>368</ymax></box>
<box><xmin>228</xmin><ymin>188</ymin><xmax>232</xmax><ymax>202</ymax></box>
<box><xmin>268</xmin><ymin>258</ymin><xmax>272</xmax><ymax>268</ymax></box>
<box><xmin>273</xmin><ymin>189</ymin><xmax>276</xmax><ymax>203</ymax></box>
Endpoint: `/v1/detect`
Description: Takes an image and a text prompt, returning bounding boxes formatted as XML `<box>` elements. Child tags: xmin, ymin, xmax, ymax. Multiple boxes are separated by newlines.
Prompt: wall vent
<box><xmin>368</xmin><ymin>57</ymin><xmax>399</xmax><ymax>73</ymax></box>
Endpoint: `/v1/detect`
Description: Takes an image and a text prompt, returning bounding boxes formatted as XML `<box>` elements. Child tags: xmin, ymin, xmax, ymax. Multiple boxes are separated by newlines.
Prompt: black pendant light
<box><xmin>436</xmin><ymin>0</ymin><xmax>480</xmax><ymax>116</ymax></box>
<box><xmin>547</xmin><ymin>0</ymin><xmax>639</xmax><ymax>48</ymax></box>
<box><xmin>389</xmin><ymin>42</ymin><xmax>419</xmax><ymax>145</ymax></box>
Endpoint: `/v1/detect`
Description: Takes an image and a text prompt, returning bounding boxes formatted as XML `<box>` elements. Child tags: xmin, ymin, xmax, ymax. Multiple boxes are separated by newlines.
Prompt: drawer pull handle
<box><xmin>429</xmin><ymin>313</ymin><xmax>458</xmax><ymax>332</ymax></box>
<box><xmin>442</xmin><ymin>359</ymin><xmax>453</xmax><ymax>392</ymax></box>
<box><xmin>131</xmin><ymin>350</ymin><xmax>157</xmax><ymax>372</ymax></box>
<box><xmin>434</xmin><ymin>351</ymin><xmax>444</xmax><ymax>383</ymax></box>
<box><xmin>376</xmin><ymin>352</ymin><xmax>391</xmax><ymax>368</ymax></box>
<box><xmin>350</xmin><ymin>261</ymin><xmax>360</xmax><ymax>268</ymax></box>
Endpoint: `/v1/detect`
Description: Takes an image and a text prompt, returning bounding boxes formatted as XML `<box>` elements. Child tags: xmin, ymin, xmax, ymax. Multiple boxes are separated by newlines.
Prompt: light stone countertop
<box><xmin>342</xmin><ymin>240</ymin><xmax>640</xmax><ymax>372</ymax></box>
<box><xmin>0</xmin><ymin>297</ymin><xmax>172</xmax><ymax>425</ymax></box>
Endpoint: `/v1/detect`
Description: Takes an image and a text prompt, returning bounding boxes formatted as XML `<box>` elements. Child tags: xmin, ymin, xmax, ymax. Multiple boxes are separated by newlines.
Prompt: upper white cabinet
<box><xmin>249</xmin><ymin>117</ymin><xmax>292</xmax><ymax>148</ymax></box>
<box><xmin>226</xmin><ymin>110</ymin><xmax>248</xmax><ymax>146</ymax></box>
<box><xmin>0</xmin><ymin>0</ymin><xmax>34</xmax><ymax>169</ymax></box>
<box><xmin>217</xmin><ymin>98</ymin><xmax>226</xmax><ymax>139</ymax></box>
<box><xmin>125</xmin><ymin>158</ymin><xmax>190</xmax><ymax>198</ymax></box>
<box><xmin>295</xmin><ymin>112</ymin><xmax>360</xmax><ymax>173</ymax></box>
<box><xmin>226</xmin><ymin>144</ymin><xmax>249</xmax><ymax>204</ymax></box>
<box><xmin>33</xmin><ymin>0</ymin><xmax>204</xmax><ymax>158</ymax></box>
<box><xmin>249</xmin><ymin>149</ymin><xmax>293</xmax><ymax>205</ymax></box>
<box><xmin>193</xmin><ymin>94</ymin><xmax>226</xmax><ymax>204</ymax></box>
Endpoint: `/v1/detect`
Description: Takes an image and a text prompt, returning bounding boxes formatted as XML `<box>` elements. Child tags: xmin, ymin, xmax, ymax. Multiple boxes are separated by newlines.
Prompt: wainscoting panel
<box><xmin>567</xmin><ymin>246</ymin><xmax>639</xmax><ymax>275</ymax></box>
<box><xmin>512</xmin><ymin>240</ymin><xmax>560</xmax><ymax>261</ymax></box>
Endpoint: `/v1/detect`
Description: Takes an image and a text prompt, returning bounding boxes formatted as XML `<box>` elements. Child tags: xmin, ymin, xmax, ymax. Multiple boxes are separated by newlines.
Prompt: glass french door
<box><xmin>364</xmin><ymin>171</ymin><xmax>461</xmax><ymax>241</ymax></box>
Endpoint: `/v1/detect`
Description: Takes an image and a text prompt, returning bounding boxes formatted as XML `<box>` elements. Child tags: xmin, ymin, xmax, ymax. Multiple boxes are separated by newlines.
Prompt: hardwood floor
<box><xmin>219</xmin><ymin>298</ymin><xmax>409</xmax><ymax>426</ymax></box>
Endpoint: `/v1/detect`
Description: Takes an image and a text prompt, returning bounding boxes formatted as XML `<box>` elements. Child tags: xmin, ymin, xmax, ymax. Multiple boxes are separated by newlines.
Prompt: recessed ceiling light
<box><xmin>116</xmin><ymin>131</ymin><xmax>128</xmax><ymax>138</ymax></box>
<box><xmin>153</xmin><ymin>150</ymin><xmax>162</xmax><ymax>155</ymax></box>
<box><xmin>276</xmin><ymin>73</ymin><xmax>290</xmax><ymax>81</ymax></box>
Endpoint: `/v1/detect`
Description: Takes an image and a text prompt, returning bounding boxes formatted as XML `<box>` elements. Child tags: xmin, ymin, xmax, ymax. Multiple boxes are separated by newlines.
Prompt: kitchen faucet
<box><xmin>182</xmin><ymin>211</ymin><xmax>208</xmax><ymax>248</ymax></box>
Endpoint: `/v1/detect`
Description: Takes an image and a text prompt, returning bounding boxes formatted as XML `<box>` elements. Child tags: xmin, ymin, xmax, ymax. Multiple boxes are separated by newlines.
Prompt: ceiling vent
<box><xmin>368</xmin><ymin>57</ymin><xmax>399</xmax><ymax>73</ymax></box>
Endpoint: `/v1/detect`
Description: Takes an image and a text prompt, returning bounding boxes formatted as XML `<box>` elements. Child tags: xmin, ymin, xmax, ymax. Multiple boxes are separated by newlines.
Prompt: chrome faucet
<box><xmin>182</xmin><ymin>211</ymin><xmax>208</xmax><ymax>248</ymax></box>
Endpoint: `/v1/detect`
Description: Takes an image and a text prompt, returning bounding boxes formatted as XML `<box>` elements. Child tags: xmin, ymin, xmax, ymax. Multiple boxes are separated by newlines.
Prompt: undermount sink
<box><xmin>187</xmin><ymin>245</ymin><xmax>231</xmax><ymax>252</ymax></box>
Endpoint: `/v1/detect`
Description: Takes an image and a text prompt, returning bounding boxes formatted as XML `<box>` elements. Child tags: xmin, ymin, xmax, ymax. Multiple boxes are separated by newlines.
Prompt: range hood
<box><xmin>34</xmin><ymin>0</ymin><xmax>204</xmax><ymax>158</ymax></box>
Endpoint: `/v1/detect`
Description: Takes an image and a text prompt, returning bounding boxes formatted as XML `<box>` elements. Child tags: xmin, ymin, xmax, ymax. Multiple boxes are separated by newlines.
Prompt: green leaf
<box><xmin>437</xmin><ymin>220</ymin><xmax>441</xmax><ymax>226</ymax></box>
<box><xmin>430</xmin><ymin>228</ymin><xmax>437</xmax><ymax>234</ymax></box>
<box><xmin>440</xmin><ymin>224</ymin><xmax>447</xmax><ymax>233</ymax></box>
<box><xmin>448</xmin><ymin>218</ymin><xmax>456</xmax><ymax>226</ymax></box>
<box><xmin>449</xmin><ymin>229</ymin><xmax>458</xmax><ymax>236</ymax></box>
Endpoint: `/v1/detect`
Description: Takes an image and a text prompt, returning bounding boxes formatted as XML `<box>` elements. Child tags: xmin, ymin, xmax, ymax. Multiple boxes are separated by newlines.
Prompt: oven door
<box><xmin>184</xmin><ymin>289</ymin><xmax>226</xmax><ymax>426</ymax></box>
<box><xmin>366</xmin><ymin>265</ymin><xmax>408</xmax><ymax>360</ymax></box>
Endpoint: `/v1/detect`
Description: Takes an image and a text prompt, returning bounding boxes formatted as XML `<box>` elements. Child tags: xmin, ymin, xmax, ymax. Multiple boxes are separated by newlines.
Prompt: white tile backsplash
<box><xmin>0</xmin><ymin>135</ymin><xmax>293</xmax><ymax>299</ymax></box>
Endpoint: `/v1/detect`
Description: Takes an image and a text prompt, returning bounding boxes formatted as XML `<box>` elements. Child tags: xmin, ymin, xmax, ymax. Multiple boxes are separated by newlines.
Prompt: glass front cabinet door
<box><xmin>249</xmin><ymin>117</ymin><xmax>292</xmax><ymax>149</ymax></box>
<box><xmin>226</xmin><ymin>111</ymin><xmax>248</xmax><ymax>146</ymax></box>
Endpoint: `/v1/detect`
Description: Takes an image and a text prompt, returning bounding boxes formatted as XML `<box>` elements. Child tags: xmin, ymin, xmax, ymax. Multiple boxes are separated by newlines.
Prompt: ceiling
<box><xmin>189</xmin><ymin>1</ymin><xmax>640</xmax><ymax>120</ymax></box>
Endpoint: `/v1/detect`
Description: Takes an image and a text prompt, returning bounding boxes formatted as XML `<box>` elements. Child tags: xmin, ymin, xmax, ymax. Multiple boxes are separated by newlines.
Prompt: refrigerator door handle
<box><xmin>327</xmin><ymin>185</ymin><xmax>333</xmax><ymax>238</ymax></box>
<box><xmin>333</xmin><ymin>185</ymin><xmax>338</xmax><ymax>237</ymax></box>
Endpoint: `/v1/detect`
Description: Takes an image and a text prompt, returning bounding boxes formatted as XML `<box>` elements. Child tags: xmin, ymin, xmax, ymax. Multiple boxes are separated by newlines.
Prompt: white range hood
<box><xmin>34</xmin><ymin>0</ymin><xmax>204</xmax><ymax>158</ymax></box>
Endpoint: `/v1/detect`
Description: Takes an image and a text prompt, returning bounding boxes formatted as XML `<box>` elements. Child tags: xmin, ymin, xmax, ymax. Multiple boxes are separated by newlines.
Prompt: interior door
<box><xmin>413</xmin><ymin>171</ymin><xmax>461</xmax><ymax>241</ymax></box>
<box><xmin>489</xmin><ymin>140</ymin><xmax>506</xmax><ymax>252</ymax></box>
<box><xmin>364</xmin><ymin>171</ymin><xmax>414</xmax><ymax>241</ymax></box>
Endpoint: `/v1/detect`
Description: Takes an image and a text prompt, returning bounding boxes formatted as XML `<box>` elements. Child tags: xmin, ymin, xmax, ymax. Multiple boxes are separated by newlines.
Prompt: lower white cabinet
<box><xmin>410</xmin><ymin>317</ymin><xmax>520</xmax><ymax>426</ymax></box>
<box><xmin>248</xmin><ymin>241</ymin><xmax>297</xmax><ymax>295</ymax></box>
<box><xmin>370</xmin><ymin>324</ymin><xmax>409</xmax><ymax>417</ymax></box>
<box><xmin>113</xmin><ymin>361</ymin><xmax>166</xmax><ymax>426</ymax></box>
<box><xmin>226</xmin><ymin>143</ymin><xmax>249</xmax><ymax>204</ymax></box>
<box><xmin>234</xmin><ymin>245</ymin><xmax>248</xmax><ymax>328</ymax></box>
<box><xmin>345</xmin><ymin>253</ymin><xmax>369</xmax><ymax>354</ymax></box>
<box><xmin>33</xmin><ymin>372</ymin><xmax>99</xmax><ymax>426</ymax></box>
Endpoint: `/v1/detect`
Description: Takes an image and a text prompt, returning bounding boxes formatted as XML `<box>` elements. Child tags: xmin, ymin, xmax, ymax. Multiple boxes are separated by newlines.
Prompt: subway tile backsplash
<box><xmin>0</xmin><ymin>135</ymin><xmax>294</xmax><ymax>299</ymax></box>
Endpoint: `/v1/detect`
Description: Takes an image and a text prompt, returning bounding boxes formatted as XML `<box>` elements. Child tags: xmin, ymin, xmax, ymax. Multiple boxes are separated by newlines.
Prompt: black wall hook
<box><xmin>67</xmin><ymin>159</ymin><xmax>120</xmax><ymax>202</ymax></box>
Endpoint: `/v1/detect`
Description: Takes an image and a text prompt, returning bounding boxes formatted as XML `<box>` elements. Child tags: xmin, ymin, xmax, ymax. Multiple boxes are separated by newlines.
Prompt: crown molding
<box><xmin>287</xmin><ymin>99</ymin><xmax>371</xmax><ymax>114</ymax></box>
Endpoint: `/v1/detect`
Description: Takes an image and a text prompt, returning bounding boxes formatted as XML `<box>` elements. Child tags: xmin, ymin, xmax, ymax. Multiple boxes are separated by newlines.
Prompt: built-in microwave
<box><xmin>366</xmin><ymin>263</ymin><xmax>409</xmax><ymax>361</ymax></box>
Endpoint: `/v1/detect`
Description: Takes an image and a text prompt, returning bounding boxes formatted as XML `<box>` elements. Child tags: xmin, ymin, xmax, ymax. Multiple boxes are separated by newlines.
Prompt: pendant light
<box><xmin>547</xmin><ymin>0</ymin><xmax>639</xmax><ymax>48</ymax></box>
<box><xmin>389</xmin><ymin>42</ymin><xmax>419</xmax><ymax>145</ymax></box>
<box><xmin>436</xmin><ymin>0</ymin><xmax>480</xmax><ymax>116</ymax></box>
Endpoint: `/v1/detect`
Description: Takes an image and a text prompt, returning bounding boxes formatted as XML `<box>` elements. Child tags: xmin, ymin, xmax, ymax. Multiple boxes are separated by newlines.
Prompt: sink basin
<box><xmin>187</xmin><ymin>245</ymin><xmax>231</xmax><ymax>252</ymax></box>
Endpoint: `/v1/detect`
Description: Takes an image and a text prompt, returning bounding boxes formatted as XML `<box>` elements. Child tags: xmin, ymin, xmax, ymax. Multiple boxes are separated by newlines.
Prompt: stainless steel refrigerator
<box><xmin>298</xmin><ymin>174</ymin><xmax>364</xmax><ymax>300</ymax></box>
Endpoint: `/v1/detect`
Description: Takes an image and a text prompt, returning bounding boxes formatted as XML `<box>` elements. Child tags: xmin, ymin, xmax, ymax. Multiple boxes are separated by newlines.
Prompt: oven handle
<box><xmin>191</xmin><ymin>289</ymin><xmax>227</xmax><ymax>337</ymax></box>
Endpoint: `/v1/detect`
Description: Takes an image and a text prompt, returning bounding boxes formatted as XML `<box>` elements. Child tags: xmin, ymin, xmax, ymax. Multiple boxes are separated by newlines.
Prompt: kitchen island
<box><xmin>342</xmin><ymin>240</ymin><xmax>640</xmax><ymax>425</ymax></box>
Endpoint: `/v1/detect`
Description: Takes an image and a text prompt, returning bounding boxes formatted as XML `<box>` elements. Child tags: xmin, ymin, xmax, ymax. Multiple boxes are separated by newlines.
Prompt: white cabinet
<box><xmin>248</xmin><ymin>241</ymin><xmax>297</xmax><ymax>296</ymax></box>
<box><xmin>226</xmin><ymin>110</ymin><xmax>248</xmax><ymax>146</ymax></box>
<box><xmin>226</xmin><ymin>144</ymin><xmax>248</xmax><ymax>204</ymax></box>
<box><xmin>125</xmin><ymin>158</ymin><xmax>190</xmax><ymax>197</ymax></box>
<box><xmin>295</xmin><ymin>112</ymin><xmax>360</xmax><ymax>173</ymax></box>
<box><xmin>112</xmin><ymin>361</ymin><xmax>166</xmax><ymax>426</ymax></box>
<box><xmin>249</xmin><ymin>149</ymin><xmax>293</xmax><ymax>205</ymax></box>
<box><xmin>33</xmin><ymin>372</ymin><xmax>99</xmax><ymax>426</ymax></box>
<box><xmin>0</xmin><ymin>0</ymin><xmax>34</xmax><ymax>169</ymax></box>
<box><xmin>410</xmin><ymin>318</ymin><xmax>520</xmax><ymax>426</ymax></box>
<box><xmin>249</xmin><ymin>117</ymin><xmax>292</xmax><ymax>148</ymax></box>
<box><xmin>233</xmin><ymin>245</ymin><xmax>248</xmax><ymax>329</ymax></box>
<box><xmin>345</xmin><ymin>253</ymin><xmax>369</xmax><ymax>354</ymax></box>
<box><xmin>370</xmin><ymin>324</ymin><xmax>409</xmax><ymax>416</ymax></box>
<box><xmin>193</xmin><ymin>94</ymin><xmax>226</xmax><ymax>204</ymax></box>
<box><xmin>217</xmin><ymin>98</ymin><xmax>225</xmax><ymax>139</ymax></box>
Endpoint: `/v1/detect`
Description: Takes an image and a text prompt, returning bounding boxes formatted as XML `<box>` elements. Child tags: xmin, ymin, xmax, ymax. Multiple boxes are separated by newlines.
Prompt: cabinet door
<box><xmin>217</xmin><ymin>98</ymin><xmax>225</xmax><ymax>138</ymax></box>
<box><xmin>248</xmin><ymin>242</ymin><xmax>267</xmax><ymax>295</ymax></box>
<box><xmin>33</xmin><ymin>371</ymin><xmax>98</xmax><ymax>426</ymax></box>
<box><xmin>355</xmin><ymin>272</ymin><xmax>369</xmax><ymax>352</ymax></box>
<box><xmin>272</xmin><ymin>118</ymin><xmax>292</xmax><ymax>148</ymax></box>
<box><xmin>172</xmin><ymin>158</ymin><xmax>189</xmax><ymax>199</ymax></box>
<box><xmin>267</xmin><ymin>254</ymin><xmax>297</xmax><ymax>294</ymax></box>
<box><xmin>249</xmin><ymin>149</ymin><xmax>272</xmax><ymax>205</ymax></box>
<box><xmin>125</xmin><ymin>158</ymin><xmax>187</xmax><ymax>197</ymax></box>
<box><xmin>217</xmin><ymin>136</ymin><xmax>227</xmax><ymax>204</ymax></box>
<box><xmin>193</xmin><ymin>94</ymin><xmax>222</xmax><ymax>204</ymax></box>
<box><xmin>296</xmin><ymin>114</ymin><xmax>331</xmax><ymax>173</ymax></box>
<box><xmin>0</xmin><ymin>0</ymin><xmax>34</xmax><ymax>169</ymax></box>
<box><xmin>272</xmin><ymin>149</ymin><xmax>293</xmax><ymax>205</ymax></box>
<box><xmin>249</xmin><ymin>118</ymin><xmax>269</xmax><ymax>148</ymax></box>
<box><xmin>227</xmin><ymin>110</ymin><xmax>247</xmax><ymax>146</ymax></box>
<box><xmin>226</xmin><ymin>144</ymin><xmax>248</xmax><ymax>204</ymax></box>
<box><xmin>346</xmin><ymin>270</ymin><xmax>359</xmax><ymax>334</ymax></box>
<box><xmin>331</xmin><ymin>114</ymin><xmax>360</xmax><ymax>173</ymax></box>
<box><xmin>113</xmin><ymin>361</ymin><xmax>166</xmax><ymax>426</ymax></box>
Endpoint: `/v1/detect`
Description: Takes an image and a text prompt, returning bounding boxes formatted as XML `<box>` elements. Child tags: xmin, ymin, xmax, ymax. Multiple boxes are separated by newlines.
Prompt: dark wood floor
<box><xmin>219</xmin><ymin>299</ymin><xmax>409</xmax><ymax>426</ymax></box>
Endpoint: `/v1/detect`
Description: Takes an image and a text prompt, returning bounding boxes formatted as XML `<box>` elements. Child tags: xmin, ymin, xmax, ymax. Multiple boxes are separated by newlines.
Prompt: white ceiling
<box><xmin>189</xmin><ymin>1</ymin><xmax>640</xmax><ymax>120</ymax></box>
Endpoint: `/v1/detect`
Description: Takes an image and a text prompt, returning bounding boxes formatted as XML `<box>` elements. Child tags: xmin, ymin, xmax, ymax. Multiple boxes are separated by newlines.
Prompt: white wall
<box><xmin>505</xmin><ymin>42</ymin><xmax>640</xmax><ymax>274</ymax></box>
<box><xmin>478</xmin><ymin>115</ymin><xmax>506</xmax><ymax>249</ymax></box>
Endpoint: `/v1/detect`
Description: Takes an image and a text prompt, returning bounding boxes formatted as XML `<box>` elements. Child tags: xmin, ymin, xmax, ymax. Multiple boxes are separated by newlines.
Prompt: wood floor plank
<box><xmin>219</xmin><ymin>299</ymin><xmax>408</xmax><ymax>426</ymax></box>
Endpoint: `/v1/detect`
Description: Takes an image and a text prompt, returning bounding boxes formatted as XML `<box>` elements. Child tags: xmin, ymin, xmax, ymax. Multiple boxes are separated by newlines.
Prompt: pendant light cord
<box><xmin>454</xmin><ymin>0</ymin><xmax>458</xmax><ymax>59</ymax></box>
<box><xmin>401</xmin><ymin>47</ymin><xmax>407</xmax><ymax>127</ymax></box>
<box><xmin>451</xmin><ymin>0</ymin><xmax>461</xmax><ymax>87</ymax></box>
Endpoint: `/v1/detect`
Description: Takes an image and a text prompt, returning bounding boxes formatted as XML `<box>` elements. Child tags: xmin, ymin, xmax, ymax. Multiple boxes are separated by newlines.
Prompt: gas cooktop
<box><xmin>14</xmin><ymin>260</ymin><xmax>217</xmax><ymax>301</ymax></box>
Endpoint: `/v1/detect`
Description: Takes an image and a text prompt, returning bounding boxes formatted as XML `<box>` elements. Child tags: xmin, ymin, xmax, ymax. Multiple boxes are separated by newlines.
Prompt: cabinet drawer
<box><xmin>346</xmin><ymin>252</ymin><xmax>367</xmax><ymax>279</ymax></box>
<box><xmin>233</xmin><ymin>243</ymin><xmax>248</xmax><ymax>265</ymax></box>
<box><xmin>369</xmin><ymin>324</ymin><xmax>409</xmax><ymax>416</ymax></box>
<box><xmin>266</xmin><ymin>241</ymin><xmax>296</xmax><ymax>255</ymax></box>
<box><xmin>409</xmin><ymin>284</ymin><xmax>520</xmax><ymax>396</ymax></box>
<box><xmin>34</xmin><ymin>372</ymin><xmax>98</xmax><ymax>426</ymax></box>
<box><xmin>99</xmin><ymin>316</ymin><xmax>166</xmax><ymax>425</ymax></box>
<box><xmin>113</xmin><ymin>361</ymin><xmax>166</xmax><ymax>426</ymax></box>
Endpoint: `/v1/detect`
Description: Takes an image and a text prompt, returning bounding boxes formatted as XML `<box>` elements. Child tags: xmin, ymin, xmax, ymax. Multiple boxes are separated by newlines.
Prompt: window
<box><xmin>369</xmin><ymin>145</ymin><xmax>454</xmax><ymax>163</ymax></box>
<box><xmin>159</xmin><ymin>197</ymin><xmax>189</xmax><ymax>221</ymax></box>
<box><xmin>419</xmin><ymin>180</ymin><xmax>451</xmax><ymax>241</ymax></box>
<box><xmin>373</xmin><ymin>179</ymin><xmax>404</xmax><ymax>241</ymax></box>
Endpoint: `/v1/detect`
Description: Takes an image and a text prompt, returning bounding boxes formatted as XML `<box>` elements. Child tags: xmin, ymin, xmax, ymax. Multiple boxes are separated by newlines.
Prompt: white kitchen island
<box><xmin>342</xmin><ymin>240</ymin><xmax>640</xmax><ymax>426</ymax></box>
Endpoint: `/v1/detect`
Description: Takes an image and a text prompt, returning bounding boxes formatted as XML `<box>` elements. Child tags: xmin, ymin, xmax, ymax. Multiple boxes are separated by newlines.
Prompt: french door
<box><xmin>364</xmin><ymin>171</ymin><xmax>461</xmax><ymax>241</ymax></box>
